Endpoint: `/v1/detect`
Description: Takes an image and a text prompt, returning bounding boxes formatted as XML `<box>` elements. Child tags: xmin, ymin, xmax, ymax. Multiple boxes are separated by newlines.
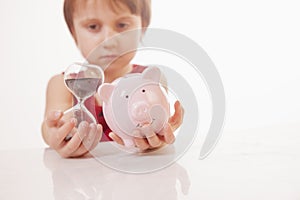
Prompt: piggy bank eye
<box><xmin>121</xmin><ymin>90</ymin><xmax>129</xmax><ymax>99</ymax></box>
<box><xmin>142</xmin><ymin>89</ymin><xmax>146</xmax><ymax>93</ymax></box>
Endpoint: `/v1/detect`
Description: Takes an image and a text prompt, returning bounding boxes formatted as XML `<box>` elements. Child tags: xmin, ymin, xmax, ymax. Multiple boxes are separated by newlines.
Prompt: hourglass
<box><xmin>63</xmin><ymin>63</ymin><xmax>104</xmax><ymax>141</ymax></box>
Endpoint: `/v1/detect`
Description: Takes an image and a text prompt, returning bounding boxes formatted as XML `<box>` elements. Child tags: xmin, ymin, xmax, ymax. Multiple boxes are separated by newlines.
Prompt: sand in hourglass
<box><xmin>65</xmin><ymin>78</ymin><xmax>102</xmax><ymax>99</ymax></box>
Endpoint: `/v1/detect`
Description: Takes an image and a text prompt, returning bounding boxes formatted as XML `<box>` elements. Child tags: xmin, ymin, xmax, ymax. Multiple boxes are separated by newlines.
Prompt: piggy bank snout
<box><xmin>131</xmin><ymin>101</ymin><xmax>151</xmax><ymax>122</ymax></box>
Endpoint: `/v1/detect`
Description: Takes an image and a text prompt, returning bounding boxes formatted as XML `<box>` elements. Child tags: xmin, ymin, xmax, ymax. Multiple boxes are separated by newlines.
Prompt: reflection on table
<box><xmin>43</xmin><ymin>144</ymin><xmax>190</xmax><ymax>200</ymax></box>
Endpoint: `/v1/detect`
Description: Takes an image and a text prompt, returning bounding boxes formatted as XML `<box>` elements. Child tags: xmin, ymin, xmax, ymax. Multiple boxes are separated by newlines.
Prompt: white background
<box><xmin>0</xmin><ymin>0</ymin><xmax>299</xmax><ymax>150</ymax></box>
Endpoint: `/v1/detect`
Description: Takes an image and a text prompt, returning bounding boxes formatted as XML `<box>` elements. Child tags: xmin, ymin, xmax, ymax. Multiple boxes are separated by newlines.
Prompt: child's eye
<box><xmin>117</xmin><ymin>22</ymin><xmax>129</xmax><ymax>30</ymax></box>
<box><xmin>88</xmin><ymin>24</ymin><xmax>101</xmax><ymax>32</ymax></box>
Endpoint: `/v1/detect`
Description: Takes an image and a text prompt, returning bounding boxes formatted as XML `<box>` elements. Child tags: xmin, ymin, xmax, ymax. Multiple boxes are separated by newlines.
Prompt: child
<box><xmin>41</xmin><ymin>0</ymin><xmax>183</xmax><ymax>158</ymax></box>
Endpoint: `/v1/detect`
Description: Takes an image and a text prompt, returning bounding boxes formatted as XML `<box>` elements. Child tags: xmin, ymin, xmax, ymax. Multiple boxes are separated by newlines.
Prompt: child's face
<box><xmin>72</xmin><ymin>0</ymin><xmax>143</xmax><ymax>69</ymax></box>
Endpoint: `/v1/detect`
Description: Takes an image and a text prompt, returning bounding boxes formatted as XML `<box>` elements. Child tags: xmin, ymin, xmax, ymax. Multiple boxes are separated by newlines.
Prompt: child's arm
<box><xmin>41</xmin><ymin>74</ymin><xmax>102</xmax><ymax>158</ymax></box>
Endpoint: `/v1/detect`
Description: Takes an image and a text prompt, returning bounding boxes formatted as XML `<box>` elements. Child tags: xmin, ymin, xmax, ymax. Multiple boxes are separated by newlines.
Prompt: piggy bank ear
<box><xmin>98</xmin><ymin>83</ymin><xmax>115</xmax><ymax>103</ymax></box>
<box><xmin>142</xmin><ymin>67</ymin><xmax>161</xmax><ymax>83</ymax></box>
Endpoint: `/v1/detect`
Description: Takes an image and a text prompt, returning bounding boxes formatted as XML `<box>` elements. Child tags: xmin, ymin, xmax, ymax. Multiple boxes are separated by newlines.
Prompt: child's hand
<box><xmin>109</xmin><ymin>100</ymin><xmax>184</xmax><ymax>151</ymax></box>
<box><xmin>44</xmin><ymin>111</ymin><xmax>103</xmax><ymax>158</ymax></box>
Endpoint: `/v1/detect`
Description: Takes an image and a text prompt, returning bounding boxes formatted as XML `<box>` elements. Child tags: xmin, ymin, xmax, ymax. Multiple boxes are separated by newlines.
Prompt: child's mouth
<box><xmin>98</xmin><ymin>55</ymin><xmax>119</xmax><ymax>64</ymax></box>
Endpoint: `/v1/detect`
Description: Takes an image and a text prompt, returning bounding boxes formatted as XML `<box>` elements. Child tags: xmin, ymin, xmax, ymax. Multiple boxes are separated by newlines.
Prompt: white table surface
<box><xmin>1</xmin><ymin>123</ymin><xmax>300</xmax><ymax>200</ymax></box>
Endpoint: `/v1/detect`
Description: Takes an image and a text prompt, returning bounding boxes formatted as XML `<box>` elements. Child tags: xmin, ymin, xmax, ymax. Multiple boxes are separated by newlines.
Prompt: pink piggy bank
<box><xmin>98</xmin><ymin>67</ymin><xmax>170</xmax><ymax>147</ymax></box>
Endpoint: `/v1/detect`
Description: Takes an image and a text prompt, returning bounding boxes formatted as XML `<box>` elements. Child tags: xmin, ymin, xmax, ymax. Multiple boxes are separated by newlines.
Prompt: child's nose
<box><xmin>102</xmin><ymin>26</ymin><xmax>118</xmax><ymax>40</ymax></box>
<box><xmin>101</xmin><ymin>26</ymin><xmax>118</xmax><ymax>48</ymax></box>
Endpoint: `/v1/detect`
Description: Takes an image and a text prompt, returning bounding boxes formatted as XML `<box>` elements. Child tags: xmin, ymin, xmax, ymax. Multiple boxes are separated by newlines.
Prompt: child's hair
<box><xmin>64</xmin><ymin>0</ymin><xmax>151</xmax><ymax>36</ymax></box>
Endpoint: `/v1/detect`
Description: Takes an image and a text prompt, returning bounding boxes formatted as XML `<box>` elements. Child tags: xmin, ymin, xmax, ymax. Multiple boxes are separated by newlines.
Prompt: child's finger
<box><xmin>77</xmin><ymin>121</ymin><xmax>90</xmax><ymax>140</ymax></box>
<box><xmin>45</xmin><ymin>110</ymin><xmax>62</xmax><ymax>127</ymax></box>
<box><xmin>146</xmin><ymin>134</ymin><xmax>162</xmax><ymax>148</ymax></box>
<box><xmin>59</xmin><ymin>128</ymin><xmax>85</xmax><ymax>158</ymax></box>
<box><xmin>89</xmin><ymin>124</ymin><xmax>103</xmax><ymax>151</ymax></box>
<box><xmin>134</xmin><ymin>137</ymin><xmax>150</xmax><ymax>151</ymax></box>
<box><xmin>82</xmin><ymin>123</ymin><xmax>97</xmax><ymax>150</ymax></box>
<box><xmin>109</xmin><ymin>132</ymin><xmax>125</xmax><ymax>145</ymax></box>
<box><xmin>170</xmin><ymin>101</ymin><xmax>183</xmax><ymax>123</ymax></box>
<box><xmin>143</xmin><ymin>129</ymin><xmax>162</xmax><ymax>148</ymax></box>
<box><xmin>169</xmin><ymin>101</ymin><xmax>184</xmax><ymax>131</ymax></box>
<box><xmin>56</xmin><ymin>118</ymin><xmax>77</xmax><ymax>144</ymax></box>
<box><xmin>60</xmin><ymin>122</ymin><xmax>89</xmax><ymax>157</ymax></box>
<box><xmin>161</xmin><ymin>124</ymin><xmax>175</xmax><ymax>144</ymax></box>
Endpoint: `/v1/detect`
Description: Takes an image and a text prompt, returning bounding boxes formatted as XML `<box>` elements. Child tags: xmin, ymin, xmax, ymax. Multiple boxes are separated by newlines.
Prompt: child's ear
<box><xmin>142</xmin><ymin>67</ymin><xmax>161</xmax><ymax>83</ymax></box>
<box><xmin>98</xmin><ymin>83</ymin><xmax>115</xmax><ymax>102</ymax></box>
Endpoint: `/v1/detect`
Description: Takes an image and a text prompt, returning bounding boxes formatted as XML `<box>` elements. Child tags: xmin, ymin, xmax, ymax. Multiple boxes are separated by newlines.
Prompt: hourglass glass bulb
<box><xmin>63</xmin><ymin>63</ymin><xmax>104</xmax><ymax>140</ymax></box>
<box><xmin>64</xmin><ymin>63</ymin><xmax>104</xmax><ymax>100</ymax></box>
